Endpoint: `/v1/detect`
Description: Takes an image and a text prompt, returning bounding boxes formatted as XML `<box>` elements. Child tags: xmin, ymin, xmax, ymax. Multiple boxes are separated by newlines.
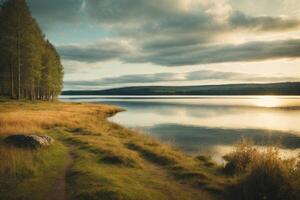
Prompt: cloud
<box><xmin>230</xmin><ymin>12</ymin><xmax>300</xmax><ymax>31</ymax></box>
<box><xmin>60</xmin><ymin>38</ymin><xmax>300</xmax><ymax>66</ymax></box>
<box><xmin>27</xmin><ymin>0</ymin><xmax>85</xmax><ymax>28</ymax></box>
<box><xmin>27</xmin><ymin>0</ymin><xmax>300</xmax><ymax>34</ymax></box>
<box><xmin>83</xmin><ymin>0</ymin><xmax>300</xmax><ymax>36</ymax></box>
<box><xmin>57</xmin><ymin>40</ymin><xmax>132</xmax><ymax>62</ymax></box>
<box><xmin>228</xmin><ymin>0</ymin><xmax>300</xmax><ymax>17</ymax></box>
<box><xmin>134</xmin><ymin>38</ymin><xmax>300</xmax><ymax>66</ymax></box>
<box><xmin>64</xmin><ymin>70</ymin><xmax>299</xmax><ymax>88</ymax></box>
<box><xmin>27</xmin><ymin>0</ymin><xmax>300</xmax><ymax>66</ymax></box>
<box><xmin>85</xmin><ymin>0</ymin><xmax>171</xmax><ymax>23</ymax></box>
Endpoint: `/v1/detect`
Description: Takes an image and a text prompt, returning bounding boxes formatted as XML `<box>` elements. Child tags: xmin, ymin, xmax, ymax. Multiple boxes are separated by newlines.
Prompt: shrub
<box><xmin>224</xmin><ymin>140</ymin><xmax>300</xmax><ymax>200</ymax></box>
<box><xmin>223</xmin><ymin>139</ymin><xmax>259</xmax><ymax>175</ymax></box>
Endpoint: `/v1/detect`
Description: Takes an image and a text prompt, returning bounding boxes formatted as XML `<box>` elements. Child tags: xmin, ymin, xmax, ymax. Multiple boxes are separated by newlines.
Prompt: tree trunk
<box><xmin>10</xmin><ymin>62</ymin><xmax>14</xmax><ymax>98</ymax></box>
<box><xmin>31</xmin><ymin>80</ymin><xmax>35</xmax><ymax>100</ymax></box>
<box><xmin>17</xmin><ymin>33</ymin><xmax>21</xmax><ymax>99</ymax></box>
<box><xmin>17</xmin><ymin>12</ymin><xmax>22</xmax><ymax>100</ymax></box>
<box><xmin>37</xmin><ymin>80</ymin><xmax>40</xmax><ymax>99</ymax></box>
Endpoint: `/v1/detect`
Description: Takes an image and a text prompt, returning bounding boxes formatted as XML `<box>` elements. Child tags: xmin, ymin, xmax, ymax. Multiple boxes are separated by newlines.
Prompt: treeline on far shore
<box><xmin>62</xmin><ymin>82</ymin><xmax>300</xmax><ymax>96</ymax></box>
<box><xmin>0</xmin><ymin>0</ymin><xmax>63</xmax><ymax>100</ymax></box>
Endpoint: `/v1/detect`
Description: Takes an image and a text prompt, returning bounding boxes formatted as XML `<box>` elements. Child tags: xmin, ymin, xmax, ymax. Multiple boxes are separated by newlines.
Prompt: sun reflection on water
<box><xmin>254</xmin><ymin>96</ymin><xmax>282</xmax><ymax>108</ymax></box>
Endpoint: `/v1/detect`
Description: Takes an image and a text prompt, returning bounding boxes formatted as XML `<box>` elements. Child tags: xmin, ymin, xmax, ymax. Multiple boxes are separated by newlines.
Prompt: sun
<box><xmin>254</xmin><ymin>96</ymin><xmax>282</xmax><ymax>108</ymax></box>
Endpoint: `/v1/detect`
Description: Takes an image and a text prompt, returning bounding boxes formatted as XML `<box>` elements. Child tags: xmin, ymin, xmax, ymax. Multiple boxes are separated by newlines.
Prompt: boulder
<box><xmin>4</xmin><ymin>135</ymin><xmax>54</xmax><ymax>149</ymax></box>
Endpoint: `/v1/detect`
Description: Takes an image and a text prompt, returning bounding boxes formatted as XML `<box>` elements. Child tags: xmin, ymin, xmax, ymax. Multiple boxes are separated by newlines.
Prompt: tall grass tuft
<box><xmin>224</xmin><ymin>139</ymin><xmax>300</xmax><ymax>200</ymax></box>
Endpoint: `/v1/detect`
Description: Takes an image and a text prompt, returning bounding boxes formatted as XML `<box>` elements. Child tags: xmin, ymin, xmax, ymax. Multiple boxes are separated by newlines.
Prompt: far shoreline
<box><xmin>62</xmin><ymin>82</ymin><xmax>300</xmax><ymax>96</ymax></box>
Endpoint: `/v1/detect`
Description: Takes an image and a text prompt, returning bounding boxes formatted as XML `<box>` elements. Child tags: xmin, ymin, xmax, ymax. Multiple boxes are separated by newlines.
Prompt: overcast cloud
<box><xmin>25</xmin><ymin>0</ymin><xmax>300</xmax><ymax>89</ymax></box>
<box><xmin>64</xmin><ymin>70</ymin><xmax>299</xmax><ymax>88</ymax></box>
<box><xmin>28</xmin><ymin>0</ymin><xmax>300</xmax><ymax>66</ymax></box>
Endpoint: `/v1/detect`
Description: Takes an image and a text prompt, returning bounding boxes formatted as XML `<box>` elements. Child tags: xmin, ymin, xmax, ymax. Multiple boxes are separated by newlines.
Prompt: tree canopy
<box><xmin>0</xmin><ymin>0</ymin><xmax>63</xmax><ymax>100</ymax></box>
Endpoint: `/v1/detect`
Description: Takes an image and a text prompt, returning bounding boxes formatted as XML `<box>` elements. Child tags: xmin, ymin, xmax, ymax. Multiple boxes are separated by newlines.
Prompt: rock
<box><xmin>4</xmin><ymin>134</ymin><xmax>54</xmax><ymax>149</ymax></box>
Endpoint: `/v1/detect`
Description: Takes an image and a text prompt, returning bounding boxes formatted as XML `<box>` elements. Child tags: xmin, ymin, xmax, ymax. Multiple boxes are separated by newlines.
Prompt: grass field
<box><xmin>0</xmin><ymin>98</ymin><xmax>227</xmax><ymax>200</ymax></box>
<box><xmin>0</xmin><ymin>97</ymin><xmax>299</xmax><ymax>200</ymax></box>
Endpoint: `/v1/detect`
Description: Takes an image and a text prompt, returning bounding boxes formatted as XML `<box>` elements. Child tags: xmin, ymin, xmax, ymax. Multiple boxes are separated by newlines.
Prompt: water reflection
<box><xmin>61</xmin><ymin>96</ymin><xmax>300</xmax><ymax>160</ymax></box>
<box><xmin>254</xmin><ymin>96</ymin><xmax>283</xmax><ymax>108</ymax></box>
<box><xmin>148</xmin><ymin>124</ymin><xmax>300</xmax><ymax>152</ymax></box>
<box><xmin>110</xmin><ymin>100</ymin><xmax>300</xmax><ymax>133</ymax></box>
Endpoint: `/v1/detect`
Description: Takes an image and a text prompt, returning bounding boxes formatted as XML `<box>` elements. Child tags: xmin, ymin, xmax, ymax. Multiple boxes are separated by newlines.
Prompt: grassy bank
<box><xmin>0</xmin><ymin>98</ymin><xmax>226</xmax><ymax>200</ymax></box>
<box><xmin>0</xmin><ymin>98</ymin><xmax>299</xmax><ymax>200</ymax></box>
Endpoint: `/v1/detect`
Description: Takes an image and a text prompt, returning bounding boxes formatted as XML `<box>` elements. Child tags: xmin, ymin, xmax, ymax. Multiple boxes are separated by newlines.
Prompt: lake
<box><xmin>60</xmin><ymin>95</ymin><xmax>300</xmax><ymax>163</ymax></box>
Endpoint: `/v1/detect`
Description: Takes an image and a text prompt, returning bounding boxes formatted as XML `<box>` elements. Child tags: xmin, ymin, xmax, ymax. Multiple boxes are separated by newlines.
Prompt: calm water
<box><xmin>60</xmin><ymin>95</ymin><xmax>300</xmax><ymax>162</ymax></box>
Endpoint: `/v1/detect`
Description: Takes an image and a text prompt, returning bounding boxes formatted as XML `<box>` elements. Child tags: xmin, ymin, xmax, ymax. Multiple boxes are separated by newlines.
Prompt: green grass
<box><xmin>62</xmin><ymin>129</ymin><xmax>220</xmax><ymax>200</ymax></box>
<box><xmin>1</xmin><ymin>98</ymin><xmax>298</xmax><ymax>200</ymax></box>
<box><xmin>0</xmin><ymin>99</ymin><xmax>221</xmax><ymax>200</ymax></box>
<box><xmin>0</xmin><ymin>140</ymin><xmax>69</xmax><ymax>200</ymax></box>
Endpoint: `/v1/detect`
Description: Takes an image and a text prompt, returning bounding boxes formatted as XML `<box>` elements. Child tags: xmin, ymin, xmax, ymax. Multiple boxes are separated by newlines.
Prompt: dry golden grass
<box><xmin>0</xmin><ymin>98</ymin><xmax>222</xmax><ymax>200</ymax></box>
<box><xmin>0</xmin><ymin>100</ymin><xmax>120</xmax><ymax>136</ymax></box>
<box><xmin>224</xmin><ymin>139</ymin><xmax>300</xmax><ymax>200</ymax></box>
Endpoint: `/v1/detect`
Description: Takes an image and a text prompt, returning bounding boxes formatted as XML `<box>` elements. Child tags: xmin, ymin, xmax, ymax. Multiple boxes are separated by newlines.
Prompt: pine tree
<box><xmin>0</xmin><ymin>0</ymin><xmax>63</xmax><ymax>100</ymax></box>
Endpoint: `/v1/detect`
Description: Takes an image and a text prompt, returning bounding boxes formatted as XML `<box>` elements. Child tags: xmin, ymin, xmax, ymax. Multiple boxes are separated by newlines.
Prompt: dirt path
<box><xmin>46</xmin><ymin>152</ymin><xmax>72</xmax><ymax>200</ymax></box>
<box><xmin>145</xmin><ymin>159</ymin><xmax>214</xmax><ymax>200</ymax></box>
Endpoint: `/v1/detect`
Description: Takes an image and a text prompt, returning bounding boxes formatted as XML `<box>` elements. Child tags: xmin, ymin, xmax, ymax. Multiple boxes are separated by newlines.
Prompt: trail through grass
<box><xmin>1</xmin><ymin>98</ymin><xmax>298</xmax><ymax>200</ymax></box>
<box><xmin>0</xmin><ymin>98</ymin><xmax>222</xmax><ymax>200</ymax></box>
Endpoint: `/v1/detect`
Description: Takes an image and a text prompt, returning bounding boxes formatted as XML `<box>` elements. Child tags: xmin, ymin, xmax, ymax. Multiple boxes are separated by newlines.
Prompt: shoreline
<box><xmin>0</xmin><ymin>99</ymin><xmax>224</xmax><ymax>200</ymax></box>
<box><xmin>1</xmin><ymin>98</ymin><xmax>299</xmax><ymax>200</ymax></box>
<box><xmin>103</xmin><ymin>99</ymin><xmax>300</xmax><ymax>164</ymax></box>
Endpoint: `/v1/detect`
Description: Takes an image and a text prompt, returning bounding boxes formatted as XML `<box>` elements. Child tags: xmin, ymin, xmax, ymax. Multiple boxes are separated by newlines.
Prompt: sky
<box><xmin>26</xmin><ymin>0</ymin><xmax>300</xmax><ymax>90</ymax></box>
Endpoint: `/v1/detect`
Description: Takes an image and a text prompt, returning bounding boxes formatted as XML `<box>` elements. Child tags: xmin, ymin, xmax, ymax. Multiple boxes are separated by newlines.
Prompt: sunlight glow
<box><xmin>254</xmin><ymin>96</ymin><xmax>282</xmax><ymax>108</ymax></box>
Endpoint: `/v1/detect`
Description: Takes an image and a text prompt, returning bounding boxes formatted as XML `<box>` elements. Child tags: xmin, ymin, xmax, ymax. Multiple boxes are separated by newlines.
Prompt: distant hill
<box><xmin>62</xmin><ymin>82</ymin><xmax>300</xmax><ymax>96</ymax></box>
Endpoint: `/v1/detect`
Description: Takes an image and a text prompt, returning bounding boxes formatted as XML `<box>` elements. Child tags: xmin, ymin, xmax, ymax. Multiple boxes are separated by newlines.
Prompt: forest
<box><xmin>0</xmin><ymin>0</ymin><xmax>63</xmax><ymax>100</ymax></box>
<box><xmin>62</xmin><ymin>82</ymin><xmax>300</xmax><ymax>96</ymax></box>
